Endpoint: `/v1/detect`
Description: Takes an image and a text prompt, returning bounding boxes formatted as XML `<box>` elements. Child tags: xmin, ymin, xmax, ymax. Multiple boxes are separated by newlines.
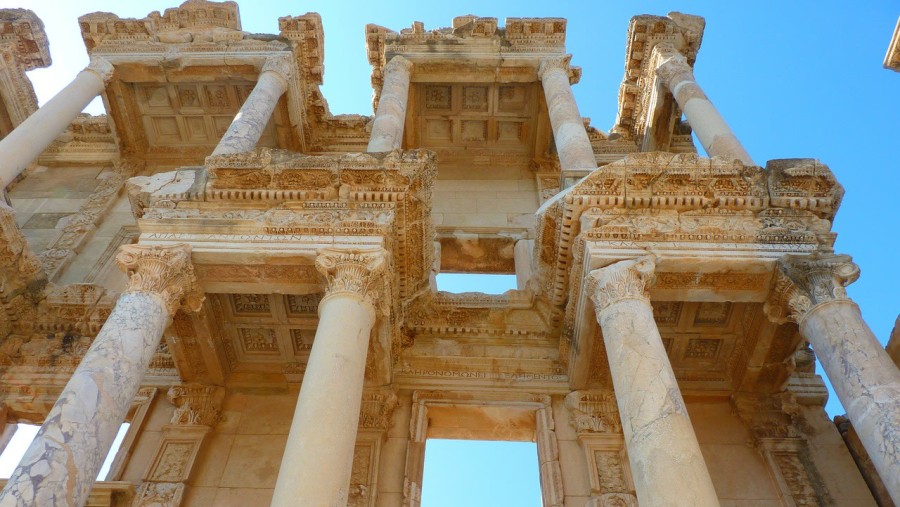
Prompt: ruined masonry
<box><xmin>0</xmin><ymin>2</ymin><xmax>896</xmax><ymax>506</ymax></box>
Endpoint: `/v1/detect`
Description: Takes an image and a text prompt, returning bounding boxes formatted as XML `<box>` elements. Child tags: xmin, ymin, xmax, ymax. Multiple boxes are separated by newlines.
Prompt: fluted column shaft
<box><xmin>211</xmin><ymin>56</ymin><xmax>291</xmax><ymax>156</ymax></box>
<box><xmin>776</xmin><ymin>254</ymin><xmax>900</xmax><ymax>504</ymax></box>
<box><xmin>655</xmin><ymin>49</ymin><xmax>753</xmax><ymax>165</ymax></box>
<box><xmin>0</xmin><ymin>244</ymin><xmax>200</xmax><ymax>507</ymax></box>
<box><xmin>367</xmin><ymin>56</ymin><xmax>413</xmax><ymax>152</ymax></box>
<box><xmin>590</xmin><ymin>256</ymin><xmax>719</xmax><ymax>507</ymax></box>
<box><xmin>0</xmin><ymin>57</ymin><xmax>113</xmax><ymax>187</ymax></box>
<box><xmin>271</xmin><ymin>249</ymin><xmax>386</xmax><ymax>507</ymax></box>
<box><xmin>539</xmin><ymin>56</ymin><xmax>597</xmax><ymax>173</ymax></box>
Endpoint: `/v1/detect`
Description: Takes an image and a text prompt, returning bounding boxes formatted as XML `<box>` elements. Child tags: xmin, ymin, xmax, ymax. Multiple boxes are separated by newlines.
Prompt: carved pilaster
<box><xmin>167</xmin><ymin>384</ymin><xmax>224</xmax><ymax>427</ymax></box>
<box><xmin>116</xmin><ymin>244</ymin><xmax>203</xmax><ymax>315</ymax></box>
<box><xmin>765</xmin><ymin>253</ymin><xmax>859</xmax><ymax>324</ymax></box>
<box><xmin>315</xmin><ymin>248</ymin><xmax>387</xmax><ymax>308</ymax></box>
<box><xmin>732</xmin><ymin>393</ymin><xmax>831</xmax><ymax>506</ymax></box>
<box><xmin>564</xmin><ymin>390</ymin><xmax>622</xmax><ymax>435</ymax></box>
<box><xmin>358</xmin><ymin>388</ymin><xmax>398</xmax><ymax>430</ymax></box>
<box><xmin>589</xmin><ymin>255</ymin><xmax>656</xmax><ymax>313</ymax></box>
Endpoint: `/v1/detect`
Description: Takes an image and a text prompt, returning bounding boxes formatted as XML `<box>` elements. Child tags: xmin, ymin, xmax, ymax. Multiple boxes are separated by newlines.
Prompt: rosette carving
<box><xmin>115</xmin><ymin>244</ymin><xmax>203</xmax><ymax>315</ymax></box>
<box><xmin>315</xmin><ymin>248</ymin><xmax>387</xmax><ymax>307</ymax></box>
<box><xmin>589</xmin><ymin>255</ymin><xmax>656</xmax><ymax>312</ymax></box>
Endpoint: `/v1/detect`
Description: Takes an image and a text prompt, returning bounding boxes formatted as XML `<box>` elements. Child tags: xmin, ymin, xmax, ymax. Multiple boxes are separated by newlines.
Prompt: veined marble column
<box><xmin>367</xmin><ymin>56</ymin><xmax>413</xmax><ymax>152</ymax></box>
<box><xmin>211</xmin><ymin>55</ymin><xmax>291</xmax><ymax>156</ymax></box>
<box><xmin>0</xmin><ymin>57</ymin><xmax>113</xmax><ymax>187</ymax></box>
<box><xmin>654</xmin><ymin>48</ymin><xmax>753</xmax><ymax>165</ymax></box>
<box><xmin>0</xmin><ymin>244</ymin><xmax>201</xmax><ymax>507</ymax></box>
<box><xmin>589</xmin><ymin>256</ymin><xmax>720</xmax><ymax>507</ymax></box>
<box><xmin>538</xmin><ymin>56</ymin><xmax>597</xmax><ymax>173</ymax></box>
<box><xmin>271</xmin><ymin>248</ymin><xmax>386</xmax><ymax>507</ymax></box>
<box><xmin>774</xmin><ymin>253</ymin><xmax>900</xmax><ymax>504</ymax></box>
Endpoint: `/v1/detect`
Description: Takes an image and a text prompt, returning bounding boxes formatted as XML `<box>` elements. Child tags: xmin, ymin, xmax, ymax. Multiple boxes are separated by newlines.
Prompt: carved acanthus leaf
<box><xmin>565</xmin><ymin>390</ymin><xmax>622</xmax><ymax>434</ymax></box>
<box><xmin>115</xmin><ymin>244</ymin><xmax>203</xmax><ymax>315</ymax></box>
<box><xmin>766</xmin><ymin>253</ymin><xmax>859</xmax><ymax>324</ymax></box>
<box><xmin>315</xmin><ymin>248</ymin><xmax>387</xmax><ymax>307</ymax></box>
<box><xmin>589</xmin><ymin>255</ymin><xmax>656</xmax><ymax>312</ymax></box>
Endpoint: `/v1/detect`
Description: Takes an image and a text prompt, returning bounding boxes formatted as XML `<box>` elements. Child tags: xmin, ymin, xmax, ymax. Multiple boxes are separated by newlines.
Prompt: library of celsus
<box><xmin>0</xmin><ymin>1</ymin><xmax>897</xmax><ymax>506</ymax></box>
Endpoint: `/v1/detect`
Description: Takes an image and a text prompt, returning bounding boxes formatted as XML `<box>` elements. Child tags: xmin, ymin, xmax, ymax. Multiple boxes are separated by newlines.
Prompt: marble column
<box><xmin>0</xmin><ymin>57</ymin><xmax>113</xmax><ymax>187</ymax></box>
<box><xmin>654</xmin><ymin>48</ymin><xmax>754</xmax><ymax>166</ymax></box>
<box><xmin>367</xmin><ymin>56</ymin><xmax>413</xmax><ymax>152</ymax></box>
<box><xmin>211</xmin><ymin>55</ymin><xmax>292</xmax><ymax>156</ymax></box>
<box><xmin>271</xmin><ymin>248</ymin><xmax>386</xmax><ymax>507</ymax></box>
<box><xmin>775</xmin><ymin>253</ymin><xmax>900</xmax><ymax>504</ymax></box>
<box><xmin>538</xmin><ymin>56</ymin><xmax>597</xmax><ymax>174</ymax></box>
<box><xmin>589</xmin><ymin>256</ymin><xmax>720</xmax><ymax>507</ymax></box>
<box><xmin>0</xmin><ymin>244</ymin><xmax>201</xmax><ymax>507</ymax></box>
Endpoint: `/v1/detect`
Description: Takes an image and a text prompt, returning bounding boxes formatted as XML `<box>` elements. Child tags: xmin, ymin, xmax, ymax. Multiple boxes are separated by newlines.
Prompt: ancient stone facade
<box><xmin>0</xmin><ymin>3</ymin><xmax>896</xmax><ymax>506</ymax></box>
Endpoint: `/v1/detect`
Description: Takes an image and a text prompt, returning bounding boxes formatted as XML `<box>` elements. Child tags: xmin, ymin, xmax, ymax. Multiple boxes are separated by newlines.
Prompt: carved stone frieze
<box><xmin>358</xmin><ymin>388</ymin><xmax>398</xmax><ymax>430</ymax></box>
<box><xmin>116</xmin><ymin>244</ymin><xmax>203</xmax><ymax>315</ymax></box>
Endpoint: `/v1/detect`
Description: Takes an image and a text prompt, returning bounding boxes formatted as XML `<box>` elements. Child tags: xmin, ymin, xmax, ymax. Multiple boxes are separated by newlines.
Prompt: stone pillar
<box><xmin>0</xmin><ymin>244</ymin><xmax>200</xmax><ymax>507</ymax></box>
<box><xmin>772</xmin><ymin>253</ymin><xmax>900</xmax><ymax>504</ymax></box>
<box><xmin>0</xmin><ymin>57</ymin><xmax>113</xmax><ymax>187</ymax></box>
<box><xmin>271</xmin><ymin>248</ymin><xmax>386</xmax><ymax>507</ymax></box>
<box><xmin>211</xmin><ymin>55</ymin><xmax>291</xmax><ymax>156</ymax></box>
<box><xmin>654</xmin><ymin>48</ymin><xmax>754</xmax><ymax>166</ymax></box>
<box><xmin>538</xmin><ymin>56</ymin><xmax>597</xmax><ymax>174</ymax></box>
<box><xmin>589</xmin><ymin>256</ymin><xmax>720</xmax><ymax>507</ymax></box>
<box><xmin>514</xmin><ymin>239</ymin><xmax>534</xmax><ymax>290</ymax></box>
<box><xmin>367</xmin><ymin>56</ymin><xmax>413</xmax><ymax>152</ymax></box>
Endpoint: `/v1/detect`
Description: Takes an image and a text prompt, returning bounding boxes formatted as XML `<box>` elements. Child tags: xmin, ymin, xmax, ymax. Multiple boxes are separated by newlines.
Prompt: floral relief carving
<box><xmin>315</xmin><ymin>248</ymin><xmax>387</xmax><ymax>307</ymax></box>
<box><xmin>766</xmin><ymin>253</ymin><xmax>860</xmax><ymax>324</ymax></box>
<box><xmin>167</xmin><ymin>384</ymin><xmax>224</xmax><ymax>427</ymax></box>
<box><xmin>115</xmin><ymin>243</ymin><xmax>203</xmax><ymax>315</ymax></box>
<box><xmin>589</xmin><ymin>255</ymin><xmax>656</xmax><ymax>312</ymax></box>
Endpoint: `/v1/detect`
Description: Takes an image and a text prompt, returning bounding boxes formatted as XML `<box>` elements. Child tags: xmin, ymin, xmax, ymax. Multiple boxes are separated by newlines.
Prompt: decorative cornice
<box><xmin>589</xmin><ymin>255</ymin><xmax>656</xmax><ymax>312</ymax></box>
<box><xmin>167</xmin><ymin>384</ymin><xmax>224</xmax><ymax>427</ymax></box>
<box><xmin>765</xmin><ymin>253</ymin><xmax>859</xmax><ymax>324</ymax></box>
<box><xmin>315</xmin><ymin>248</ymin><xmax>387</xmax><ymax>307</ymax></box>
<box><xmin>115</xmin><ymin>244</ymin><xmax>203</xmax><ymax>315</ymax></box>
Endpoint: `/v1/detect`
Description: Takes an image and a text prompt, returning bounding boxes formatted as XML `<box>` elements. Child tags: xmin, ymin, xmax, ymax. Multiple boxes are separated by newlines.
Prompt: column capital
<box><xmin>653</xmin><ymin>47</ymin><xmax>693</xmax><ymax>88</ymax></box>
<box><xmin>315</xmin><ymin>248</ymin><xmax>387</xmax><ymax>307</ymax></box>
<box><xmin>765</xmin><ymin>253</ymin><xmax>859</xmax><ymax>324</ymax></box>
<box><xmin>589</xmin><ymin>255</ymin><xmax>656</xmax><ymax>312</ymax></box>
<box><xmin>261</xmin><ymin>54</ymin><xmax>294</xmax><ymax>84</ymax></box>
<box><xmin>537</xmin><ymin>54</ymin><xmax>573</xmax><ymax>80</ymax></box>
<box><xmin>115</xmin><ymin>243</ymin><xmax>204</xmax><ymax>315</ymax></box>
<box><xmin>384</xmin><ymin>55</ymin><xmax>413</xmax><ymax>74</ymax></box>
<box><xmin>84</xmin><ymin>56</ymin><xmax>115</xmax><ymax>83</ymax></box>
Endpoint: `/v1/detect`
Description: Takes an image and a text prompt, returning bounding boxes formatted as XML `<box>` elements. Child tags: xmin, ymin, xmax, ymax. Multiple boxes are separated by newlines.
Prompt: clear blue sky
<box><xmin>2</xmin><ymin>1</ymin><xmax>897</xmax><ymax>505</ymax></box>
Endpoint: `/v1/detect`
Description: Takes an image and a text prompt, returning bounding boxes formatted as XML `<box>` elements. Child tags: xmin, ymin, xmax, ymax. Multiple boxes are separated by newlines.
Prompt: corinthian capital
<box><xmin>261</xmin><ymin>54</ymin><xmax>294</xmax><ymax>82</ymax></box>
<box><xmin>653</xmin><ymin>45</ymin><xmax>693</xmax><ymax>89</ymax></box>
<box><xmin>383</xmin><ymin>55</ymin><xmax>413</xmax><ymax>75</ymax></box>
<box><xmin>115</xmin><ymin>244</ymin><xmax>203</xmax><ymax>314</ymax></box>
<box><xmin>537</xmin><ymin>54</ymin><xmax>573</xmax><ymax>80</ymax></box>
<box><xmin>589</xmin><ymin>255</ymin><xmax>656</xmax><ymax>312</ymax></box>
<box><xmin>765</xmin><ymin>253</ymin><xmax>859</xmax><ymax>324</ymax></box>
<box><xmin>315</xmin><ymin>248</ymin><xmax>387</xmax><ymax>306</ymax></box>
<box><xmin>84</xmin><ymin>56</ymin><xmax>114</xmax><ymax>83</ymax></box>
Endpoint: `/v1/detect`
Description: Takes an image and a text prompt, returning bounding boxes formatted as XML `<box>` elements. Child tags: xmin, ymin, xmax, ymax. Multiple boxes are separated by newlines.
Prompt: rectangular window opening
<box><xmin>421</xmin><ymin>439</ymin><xmax>541</xmax><ymax>507</ymax></box>
<box><xmin>0</xmin><ymin>422</ymin><xmax>130</xmax><ymax>480</ymax></box>
<box><xmin>435</xmin><ymin>273</ymin><xmax>517</xmax><ymax>294</ymax></box>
